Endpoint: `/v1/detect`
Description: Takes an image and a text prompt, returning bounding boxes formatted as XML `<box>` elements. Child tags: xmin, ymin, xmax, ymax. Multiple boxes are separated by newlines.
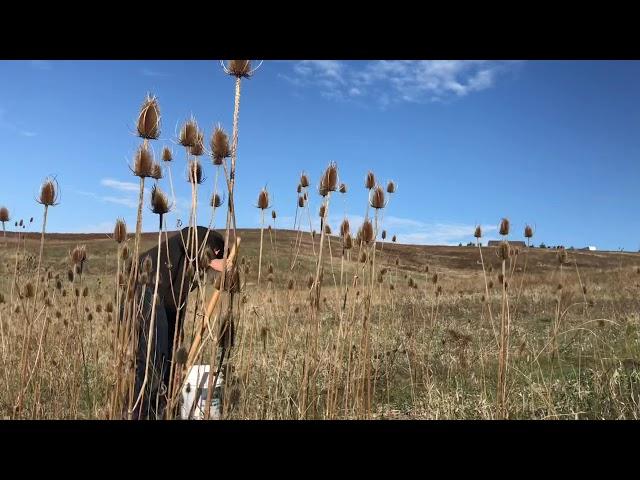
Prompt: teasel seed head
<box><xmin>319</xmin><ymin>162</ymin><xmax>338</xmax><ymax>195</ymax></box>
<box><xmin>211</xmin><ymin>193</ymin><xmax>224</xmax><ymax>208</ymax></box>
<box><xmin>211</xmin><ymin>124</ymin><xmax>231</xmax><ymax>165</ymax></box>
<box><xmin>121</xmin><ymin>243</ymin><xmax>130</xmax><ymax>261</ymax></box>
<box><xmin>178</xmin><ymin>117</ymin><xmax>199</xmax><ymax>148</ymax></box>
<box><xmin>0</xmin><ymin>207</ymin><xmax>9</xmax><ymax>223</ymax></box>
<box><xmin>74</xmin><ymin>288</ymin><xmax>80</xmax><ymax>297</ymax></box>
<box><xmin>339</xmin><ymin>183</ymin><xmax>347</xmax><ymax>194</ymax></box>
<box><xmin>114</xmin><ymin>218</ymin><xmax>127</xmax><ymax>244</ymax></box>
<box><xmin>324</xmin><ymin>224</ymin><xmax>332</xmax><ymax>235</ymax></box>
<box><xmin>557</xmin><ymin>247</ymin><xmax>568</xmax><ymax>265</ymax></box>
<box><xmin>188</xmin><ymin>130</ymin><xmax>205</xmax><ymax>157</ymax></box>
<box><xmin>225</xmin><ymin>60</ymin><xmax>252</xmax><ymax>78</ymax></box>
<box><xmin>424</xmin><ymin>265</ymin><xmax>429</xmax><ymax>273</ymax></box>
<box><xmin>25</xmin><ymin>282</ymin><xmax>35</xmax><ymax>298</ymax></box>
<box><xmin>361</xmin><ymin>219</ymin><xmax>374</xmax><ymax>244</ymax></box>
<box><xmin>287</xmin><ymin>278</ymin><xmax>295</xmax><ymax>290</ymax></box>
<box><xmin>432</xmin><ymin>273</ymin><xmax>438</xmax><ymax>285</ymax></box>
<box><xmin>359</xmin><ymin>250</ymin><xmax>368</xmax><ymax>263</ymax></box>
<box><xmin>381</xmin><ymin>230</ymin><xmax>387</xmax><ymax>240</ymax></box>
<box><xmin>437</xmin><ymin>285</ymin><xmax>443</xmax><ymax>296</ymax></box>
<box><xmin>67</xmin><ymin>270</ymin><xmax>74</xmax><ymax>282</ymax></box>
<box><xmin>297</xmin><ymin>196</ymin><xmax>305</xmax><ymax>208</ymax></box>
<box><xmin>142</xmin><ymin>255</ymin><xmax>153</xmax><ymax>275</ymax></box>
<box><xmin>38</xmin><ymin>177</ymin><xmax>59</xmax><ymax>206</ymax></box>
<box><xmin>161</xmin><ymin>146</ymin><xmax>173</xmax><ymax>162</ymax></box>
<box><xmin>319</xmin><ymin>205</ymin><xmax>326</xmax><ymax>219</ymax></box>
<box><xmin>56</xmin><ymin>280</ymin><xmax>62</xmax><ymax>290</ymax></box>
<box><xmin>150</xmin><ymin>162</ymin><xmax>163</xmax><ymax>180</ymax></box>
<box><xmin>105</xmin><ymin>302</ymin><xmax>113</xmax><ymax>313</ymax></box>
<box><xmin>386</xmin><ymin>180</ymin><xmax>396</xmax><ymax>194</ymax></box>
<box><xmin>296</xmin><ymin>184</ymin><xmax>302</xmax><ymax>194</ymax></box>
<box><xmin>300</xmin><ymin>172</ymin><xmax>310</xmax><ymax>188</ymax></box>
<box><xmin>82</xmin><ymin>287</ymin><xmax>89</xmax><ymax>298</ymax></box>
<box><xmin>272</xmin><ymin>210</ymin><xmax>277</xmax><ymax>220</ymax></box>
<box><xmin>474</xmin><ymin>225</ymin><xmax>482</xmax><ymax>239</ymax></box>
<box><xmin>365</xmin><ymin>171</ymin><xmax>376</xmax><ymax>190</ymax></box>
<box><xmin>340</xmin><ymin>218</ymin><xmax>350</xmax><ymax>237</ymax></box>
<box><xmin>136</xmin><ymin>94</ymin><xmax>161</xmax><ymax>140</ymax></box>
<box><xmin>343</xmin><ymin>233</ymin><xmax>353</xmax><ymax>250</ymax></box>
<box><xmin>498</xmin><ymin>241</ymin><xmax>510</xmax><ymax>261</ymax></box>
<box><xmin>369</xmin><ymin>184</ymin><xmax>386</xmax><ymax>209</ymax></box>
<box><xmin>186</xmin><ymin>159</ymin><xmax>205</xmax><ymax>185</ymax></box>
<box><xmin>150</xmin><ymin>184</ymin><xmax>170</xmax><ymax>215</ymax></box>
<box><xmin>307</xmin><ymin>275</ymin><xmax>314</xmax><ymax>289</ymax></box>
<box><xmin>70</xmin><ymin>245</ymin><xmax>87</xmax><ymax>267</ymax></box>
<box><xmin>392</xmin><ymin>235</ymin><xmax>397</xmax><ymax>243</ymax></box>
<box><xmin>524</xmin><ymin>224</ymin><xmax>534</xmax><ymax>239</ymax></box>
<box><xmin>133</xmin><ymin>144</ymin><xmax>154</xmax><ymax>178</ymax></box>
<box><xmin>499</xmin><ymin>218</ymin><xmax>510</xmax><ymax>236</ymax></box>
<box><xmin>257</xmin><ymin>188</ymin><xmax>270</xmax><ymax>210</ymax></box>
<box><xmin>139</xmin><ymin>272</ymin><xmax>149</xmax><ymax>286</ymax></box>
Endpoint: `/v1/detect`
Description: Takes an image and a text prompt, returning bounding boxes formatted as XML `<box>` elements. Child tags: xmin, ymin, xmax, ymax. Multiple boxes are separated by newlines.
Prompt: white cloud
<box><xmin>20</xmin><ymin>131</ymin><xmax>37</xmax><ymax>137</ymax></box>
<box><xmin>283</xmin><ymin>60</ymin><xmax>516</xmax><ymax>106</ymax></box>
<box><xmin>101</xmin><ymin>178</ymin><xmax>139</xmax><ymax>192</ymax></box>
<box><xmin>68</xmin><ymin>221</ymin><xmax>115</xmax><ymax>234</ymax></box>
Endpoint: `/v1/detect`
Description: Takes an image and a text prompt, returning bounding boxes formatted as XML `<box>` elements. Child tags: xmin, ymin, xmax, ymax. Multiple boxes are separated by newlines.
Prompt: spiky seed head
<box><xmin>114</xmin><ymin>218</ymin><xmax>127</xmax><ymax>244</ymax></box>
<box><xmin>524</xmin><ymin>225</ymin><xmax>533</xmax><ymax>239</ymax></box>
<box><xmin>498</xmin><ymin>241</ymin><xmax>510</xmax><ymax>261</ymax></box>
<box><xmin>340</xmin><ymin>218</ymin><xmax>350</xmax><ymax>237</ymax></box>
<box><xmin>408</xmin><ymin>277</ymin><xmax>414</xmax><ymax>288</ymax></box>
<box><xmin>344</xmin><ymin>233</ymin><xmax>353</xmax><ymax>250</ymax></box>
<box><xmin>432</xmin><ymin>273</ymin><xmax>438</xmax><ymax>284</ymax></box>
<box><xmin>369</xmin><ymin>185</ymin><xmax>386</xmax><ymax>209</ymax></box>
<box><xmin>121</xmin><ymin>243</ymin><xmax>130</xmax><ymax>261</ymax></box>
<box><xmin>474</xmin><ymin>225</ymin><xmax>482</xmax><ymax>239</ymax></box>
<box><xmin>70</xmin><ymin>245</ymin><xmax>87</xmax><ymax>266</ymax></box>
<box><xmin>361</xmin><ymin>219</ymin><xmax>374</xmax><ymax>244</ymax></box>
<box><xmin>437</xmin><ymin>285</ymin><xmax>443</xmax><ymax>296</ymax></box>
<box><xmin>268</xmin><ymin>263</ymin><xmax>274</xmax><ymax>275</ymax></box>
<box><xmin>392</xmin><ymin>235</ymin><xmax>397</xmax><ymax>243</ymax></box>
<box><xmin>175</xmin><ymin>347</ymin><xmax>188</xmax><ymax>364</ymax></box>
<box><xmin>150</xmin><ymin>162</ymin><xmax>163</xmax><ymax>180</ymax></box>
<box><xmin>583</xmin><ymin>285</ymin><xmax>587</xmax><ymax>295</ymax></box>
<box><xmin>150</xmin><ymin>184</ymin><xmax>170</xmax><ymax>215</ymax></box>
<box><xmin>359</xmin><ymin>251</ymin><xmax>368</xmax><ymax>263</ymax></box>
<box><xmin>161</xmin><ymin>146</ymin><xmax>173</xmax><ymax>162</ymax></box>
<box><xmin>211</xmin><ymin>125</ymin><xmax>231</xmax><ymax>165</ymax></box>
<box><xmin>294</xmin><ymin>195</ymin><xmax>304</xmax><ymax>208</ymax></box>
<box><xmin>320</xmin><ymin>162</ymin><xmax>338</xmax><ymax>195</ymax></box>
<box><xmin>189</xmin><ymin>130</ymin><xmax>205</xmax><ymax>157</ymax></box>
<box><xmin>424</xmin><ymin>265</ymin><xmax>429</xmax><ymax>273</ymax></box>
<box><xmin>133</xmin><ymin>144</ymin><xmax>154</xmax><ymax>178</ymax></box>
<box><xmin>0</xmin><ymin>207</ymin><xmax>9</xmax><ymax>223</ymax></box>
<box><xmin>105</xmin><ymin>302</ymin><xmax>113</xmax><ymax>313</ymax></box>
<box><xmin>56</xmin><ymin>280</ymin><xmax>62</xmax><ymax>290</ymax></box>
<box><xmin>557</xmin><ymin>247</ymin><xmax>568</xmax><ymax>265</ymax></box>
<box><xmin>365</xmin><ymin>171</ymin><xmax>376</xmax><ymax>190</ymax></box>
<box><xmin>339</xmin><ymin>183</ymin><xmax>347</xmax><ymax>194</ymax></box>
<box><xmin>381</xmin><ymin>230</ymin><xmax>387</xmax><ymax>240</ymax></box>
<box><xmin>186</xmin><ymin>159</ymin><xmax>205</xmax><ymax>185</ymax></box>
<box><xmin>74</xmin><ymin>288</ymin><xmax>80</xmax><ymax>297</ymax></box>
<box><xmin>139</xmin><ymin>272</ymin><xmax>149</xmax><ymax>285</ymax></box>
<box><xmin>136</xmin><ymin>94</ymin><xmax>161</xmax><ymax>140</ymax></box>
<box><xmin>499</xmin><ymin>218</ymin><xmax>510</xmax><ymax>236</ymax></box>
<box><xmin>67</xmin><ymin>269</ymin><xmax>74</xmax><ymax>282</ymax></box>
<box><xmin>307</xmin><ymin>275</ymin><xmax>314</xmax><ymax>289</ymax></box>
<box><xmin>325</xmin><ymin>224</ymin><xmax>332</xmax><ymax>235</ymax></box>
<box><xmin>211</xmin><ymin>193</ymin><xmax>223</xmax><ymax>208</ymax></box>
<box><xmin>25</xmin><ymin>282</ymin><xmax>35</xmax><ymax>298</ymax></box>
<box><xmin>178</xmin><ymin>118</ymin><xmax>199</xmax><ymax>148</ymax></box>
<box><xmin>142</xmin><ymin>255</ymin><xmax>153</xmax><ymax>275</ymax></box>
<box><xmin>300</xmin><ymin>173</ymin><xmax>310</xmax><ymax>188</ymax></box>
<box><xmin>319</xmin><ymin>205</ymin><xmax>326</xmax><ymax>219</ymax></box>
<box><xmin>296</xmin><ymin>184</ymin><xmax>302</xmax><ymax>194</ymax></box>
<box><xmin>257</xmin><ymin>188</ymin><xmax>270</xmax><ymax>210</ymax></box>
<box><xmin>226</xmin><ymin>60</ymin><xmax>252</xmax><ymax>78</ymax></box>
<box><xmin>272</xmin><ymin>210</ymin><xmax>277</xmax><ymax>220</ymax></box>
<box><xmin>82</xmin><ymin>287</ymin><xmax>89</xmax><ymax>298</ymax></box>
<box><xmin>498</xmin><ymin>273</ymin><xmax>505</xmax><ymax>285</ymax></box>
<box><xmin>38</xmin><ymin>177</ymin><xmax>59</xmax><ymax>206</ymax></box>
<box><xmin>488</xmin><ymin>280</ymin><xmax>494</xmax><ymax>289</ymax></box>
<box><xmin>387</xmin><ymin>181</ymin><xmax>396</xmax><ymax>194</ymax></box>
<box><xmin>30</xmin><ymin>217</ymin><xmax>33</xmax><ymax>223</ymax></box>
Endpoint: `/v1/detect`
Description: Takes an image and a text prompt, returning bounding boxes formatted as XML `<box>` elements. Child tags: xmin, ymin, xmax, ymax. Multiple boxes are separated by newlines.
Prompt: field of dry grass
<box><xmin>2</xmin><ymin>228</ymin><xmax>639</xmax><ymax>419</ymax></box>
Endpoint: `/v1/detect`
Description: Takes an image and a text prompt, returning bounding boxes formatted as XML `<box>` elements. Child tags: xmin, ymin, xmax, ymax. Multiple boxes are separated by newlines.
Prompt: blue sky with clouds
<box><xmin>0</xmin><ymin>60</ymin><xmax>639</xmax><ymax>250</ymax></box>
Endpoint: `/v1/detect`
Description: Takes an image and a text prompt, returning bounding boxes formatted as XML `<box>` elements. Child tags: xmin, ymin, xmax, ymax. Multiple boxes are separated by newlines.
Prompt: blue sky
<box><xmin>0</xmin><ymin>60</ymin><xmax>638</xmax><ymax>250</ymax></box>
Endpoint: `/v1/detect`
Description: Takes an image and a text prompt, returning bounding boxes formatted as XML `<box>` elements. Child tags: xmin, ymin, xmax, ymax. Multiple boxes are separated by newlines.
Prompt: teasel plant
<box><xmin>474</xmin><ymin>225</ymin><xmax>496</xmax><ymax>338</ymax></box>
<box><xmin>0</xmin><ymin>206</ymin><xmax>9</xmax><ymax>245</ymax></box>
<box><xmin>496</xmin><ymin>217</ymin><xmax>511</xmax><ymax>419</ymax></box>
<box><xmin>515</xmin><ymin>224</ymin><xmax>534</xmax><ymax>312</ymax></box>
<box><xmin>130</xmin><ymin>184</ymin><xmax>171</xmax><ymax>418</ymax></box>
<box><xmin>256</xmin><ymin>187</ymin><xmax>270</xmax><ymax>285</ymax></box>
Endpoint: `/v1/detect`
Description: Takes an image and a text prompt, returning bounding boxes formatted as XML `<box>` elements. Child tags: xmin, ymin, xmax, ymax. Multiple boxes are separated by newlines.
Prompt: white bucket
<box><xmin>180</xmin><ymin>365</ymin><xmax>223</xmax><ymax>420</ymax></box>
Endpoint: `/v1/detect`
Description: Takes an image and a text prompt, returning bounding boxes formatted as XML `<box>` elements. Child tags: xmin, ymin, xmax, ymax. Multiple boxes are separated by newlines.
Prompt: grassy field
<box><xmin>2</xmin><ymin>228</ymin><xmax>639</xmax><ymax>419</ymax></box>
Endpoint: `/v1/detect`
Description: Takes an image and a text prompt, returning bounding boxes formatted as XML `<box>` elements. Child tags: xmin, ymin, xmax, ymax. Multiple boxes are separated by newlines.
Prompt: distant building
<box><xmin>487</xmin><ymin>240</ymin><xmax>526</xmax><ymax>248</ymax></box>
<box><xmin>580</xmin><ymin>246</ymin><xmax>597</xmax><ymax>251</ymax></box>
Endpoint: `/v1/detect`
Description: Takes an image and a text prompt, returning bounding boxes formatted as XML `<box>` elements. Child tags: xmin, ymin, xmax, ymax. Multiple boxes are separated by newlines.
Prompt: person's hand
<box><xmin>209</xmin><ymin>258</ymin><xmax>232</xmax><ymax>273</ymax></box>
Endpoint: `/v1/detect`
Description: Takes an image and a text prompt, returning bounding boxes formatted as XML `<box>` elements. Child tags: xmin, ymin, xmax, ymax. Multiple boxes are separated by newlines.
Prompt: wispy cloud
<box><xmin>68</xmin><ymin>221</ymin><xmax>116</xmax><ymax>234</ymax></box>
<box><xmin>141</xmin><ymin>68</ymin><xmax>171</xmax><ymax>78</ymax></box>
<box><xmin>100</xmin><ymin>178</ymin><xmax>139</xmax><ymax>193</ymax></box>
<box><xmin>29</xmin><ymin>60</ymin><xmax>52</xmax><ymax>70</ymax></box>
<box><xmin>282</xmin><ymin>60</ymin><xmax>517</xmax><ymax>106</ymax></box>
<box><xmin>0</xmin><ymin>108</ymin><xmax>37</xmax><ymax>138</ymax></box>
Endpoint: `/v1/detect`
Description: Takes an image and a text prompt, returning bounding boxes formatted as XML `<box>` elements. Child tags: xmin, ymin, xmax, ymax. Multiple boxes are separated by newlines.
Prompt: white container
<box><xmin>180</xmin><ymin>365</ymin><xmax>223</xmax><ymax>420</ymax></box>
